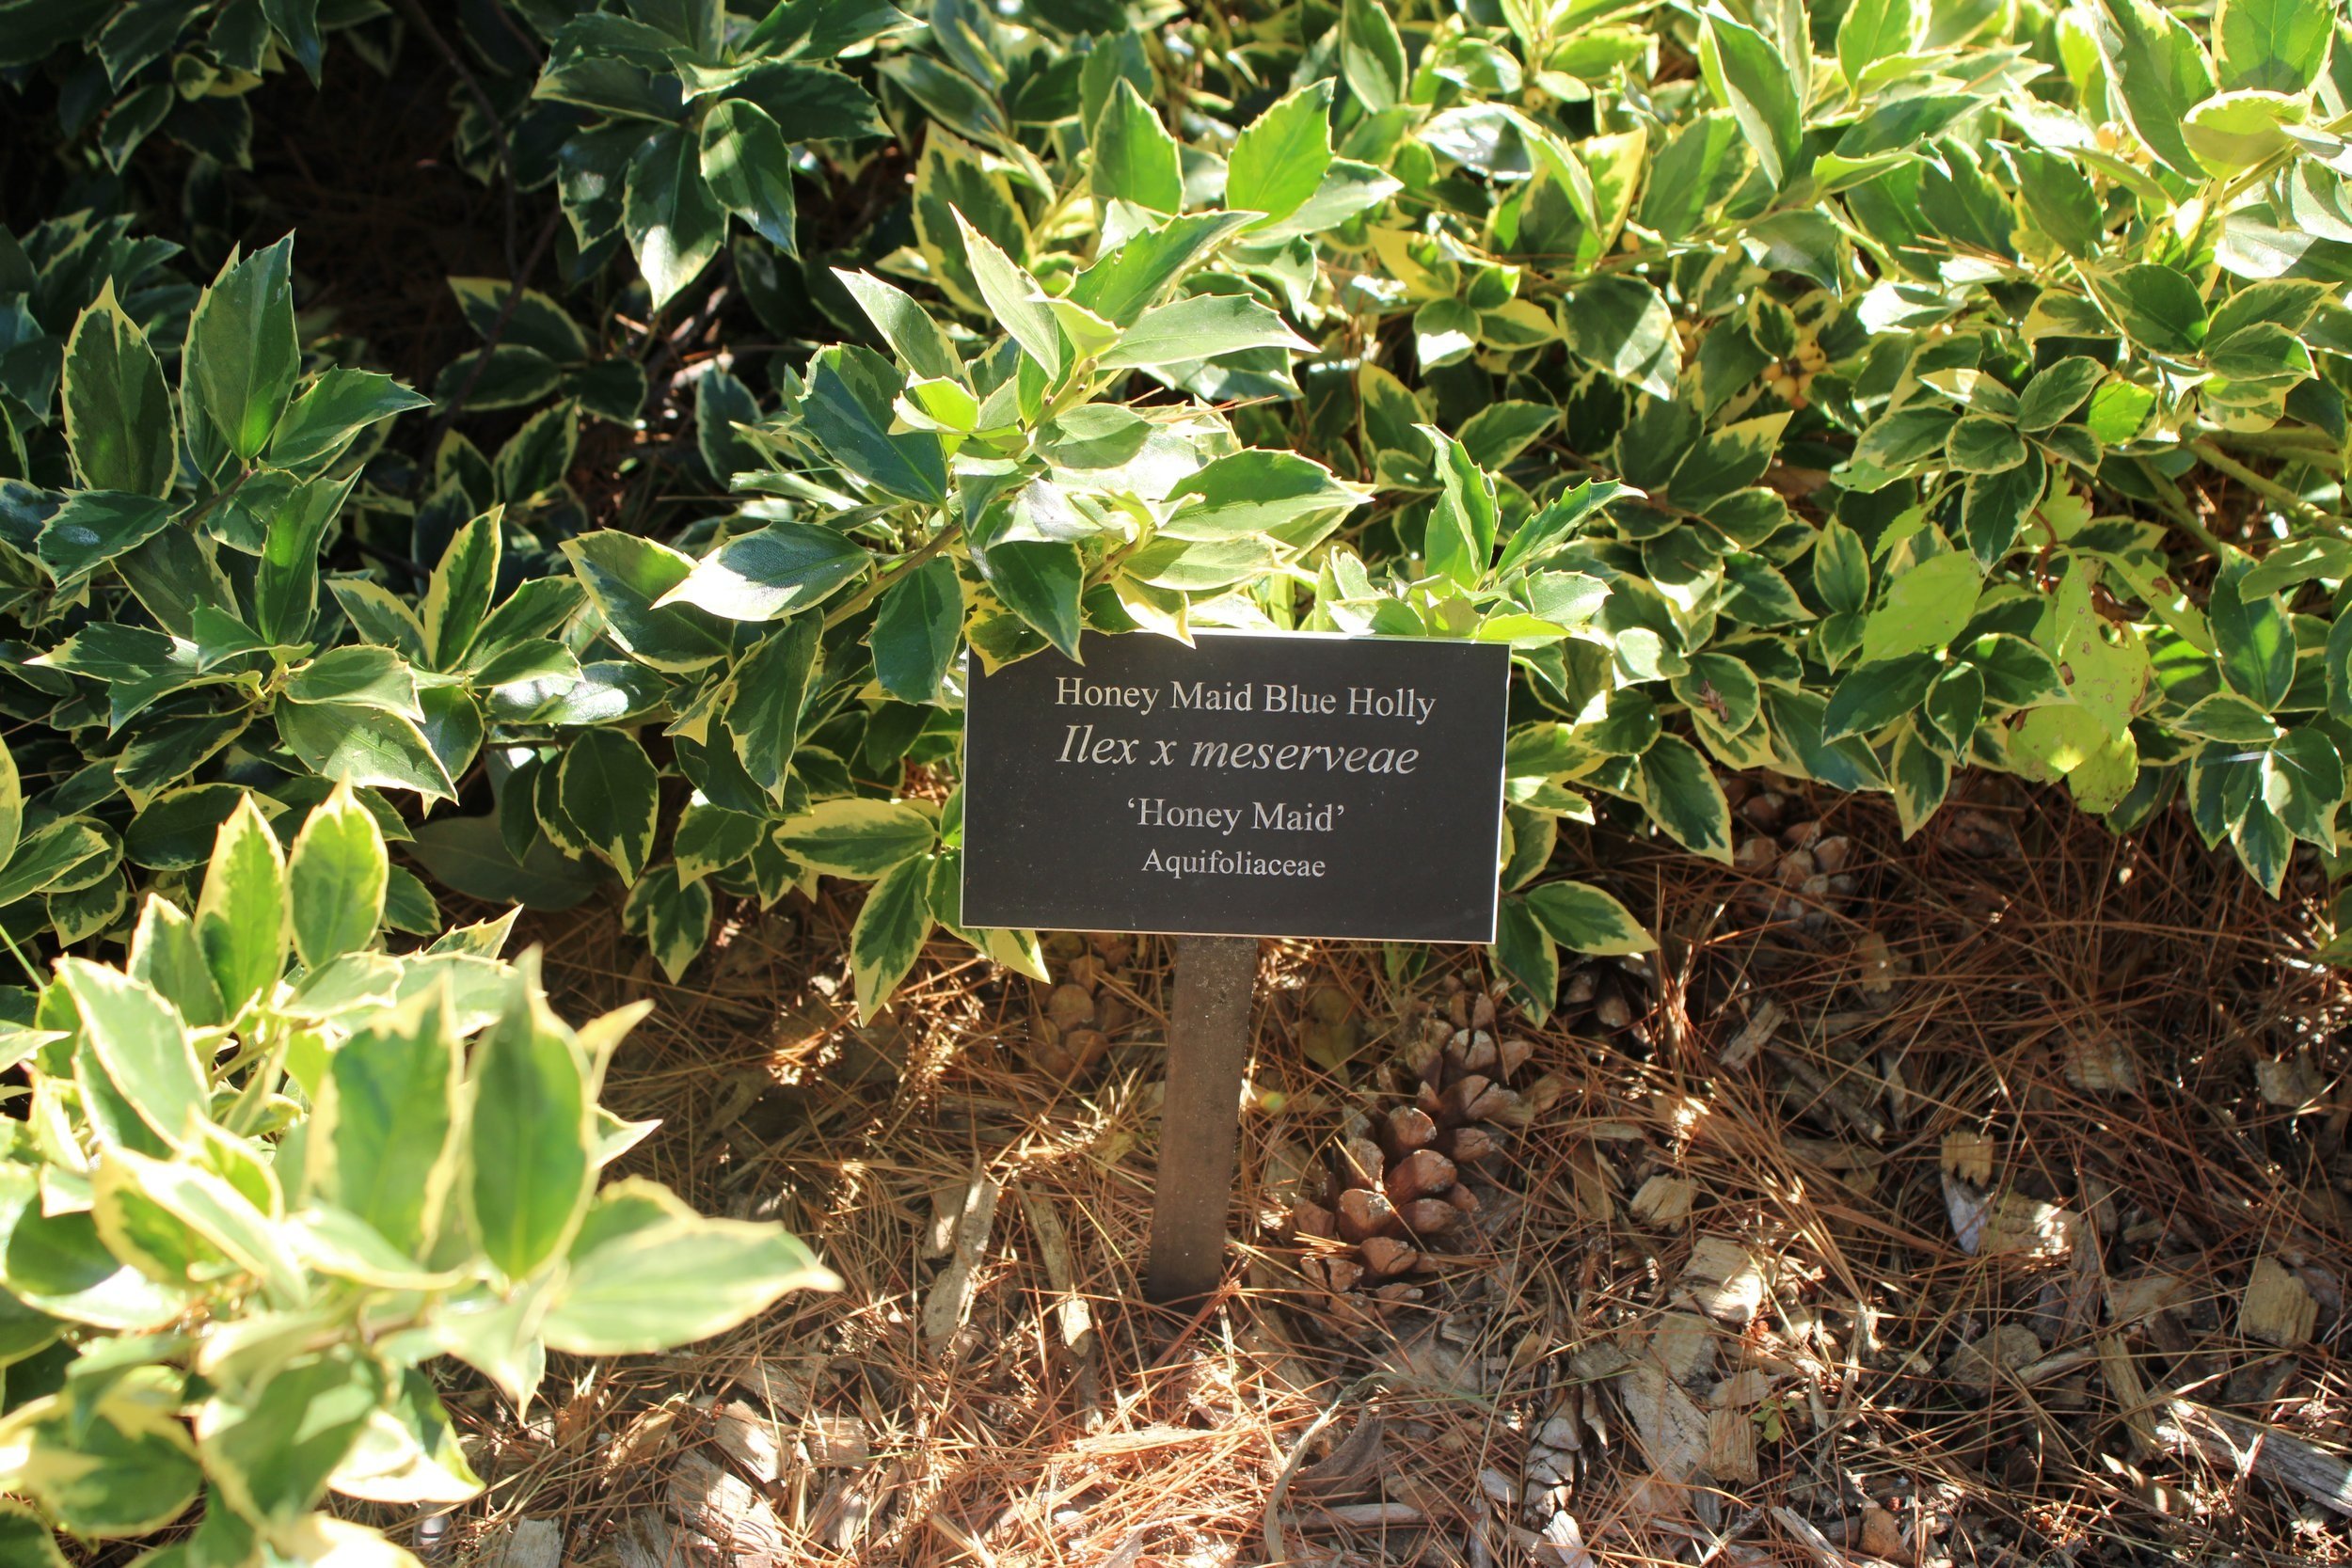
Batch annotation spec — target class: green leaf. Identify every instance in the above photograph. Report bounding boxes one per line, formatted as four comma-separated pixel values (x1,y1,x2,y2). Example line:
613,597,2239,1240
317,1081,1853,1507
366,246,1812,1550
1424,428,1501,588
1837,0,1918,87
0,1392,201,1537
778,798,936,878
62,282,175,498
1098,292,1311,370
981,540,1085,656
263,0,325,80
2211,555,2296,709
800,344,950,502
188,236,300,463
267,369,429,474
1667,413,1787,513
421,511,501,671
493,402,578,503
1852,407,1956,473
406,816,603,911
1889,723,1949,836
1414,298,1479,370
1635,733,1733,862
2329,610,2352,724
1490,896,1558,1021
2214,0,2334,93
194,796,288,1018
1523,880,1655,956
2017,356,2106,431
2095,0,2217,181
2099,263,2209,354
1252,158,1400,244
1700,5,1804,187
1821,654,1942,740
446,277,590,360
317,990,459,1255
559,729,660,882
725,615,821,797
955,212,1065,379
1812,519,1870,615
625,126,726,309
276,700,457,801
1162,450,1367,541
197,1352,382,1529
289,783,388,971
850,853,934,1020
2233,795,2291,894
1946,415,2027,474
55,958,207,1148
34,491,175,582
833,269,961,382
1341,0,1407,109
1458,402,1559,470
1638,113,1743,243
2265,725,2344,843
1091,78,1184,214
1858,549,1980,662
658,521,870,621
674,802,766,883
0,1501,70,1568
1963,454,2046,567
1229,80,1334,227
695,366,761,483
562,531,735,671
2084,380,2154,442
287,645,423,720
0,739,17,873
878,51,1007,140
2207,319,2312,382
468,964,594,1281
132,1133,301,1292
871,554,962,703
740,0,910,59
542,1181,836,1354
254,476,352,646
0,820,115,908
2011,149,2106,260
725,60,886,141
1559,276,1678,401
699,99,799,253
623,865,713,983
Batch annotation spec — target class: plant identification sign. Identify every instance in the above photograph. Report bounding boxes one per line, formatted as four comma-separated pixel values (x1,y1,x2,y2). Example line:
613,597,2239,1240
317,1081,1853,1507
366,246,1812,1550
961,631,1510,942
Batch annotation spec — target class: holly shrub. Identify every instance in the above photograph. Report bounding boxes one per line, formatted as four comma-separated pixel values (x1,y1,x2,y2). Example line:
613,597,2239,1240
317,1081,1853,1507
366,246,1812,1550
0,779,832,1563
6,0,2352,1550
5,0,2352,1010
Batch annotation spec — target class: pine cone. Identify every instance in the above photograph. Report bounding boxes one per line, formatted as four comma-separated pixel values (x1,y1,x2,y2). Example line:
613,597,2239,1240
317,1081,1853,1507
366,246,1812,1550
1286,975,1562,1317
1721,776,1861,933
1026,932,1136,1078
1550,952,1658,1046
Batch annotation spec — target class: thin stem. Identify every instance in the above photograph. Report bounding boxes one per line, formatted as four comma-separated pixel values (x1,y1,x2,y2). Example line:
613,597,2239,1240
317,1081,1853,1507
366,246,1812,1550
821,519,963,631
2190,439,2352,540
180,466,254,533
386,0,519,273
2211,428,2347,471
0,923,42,986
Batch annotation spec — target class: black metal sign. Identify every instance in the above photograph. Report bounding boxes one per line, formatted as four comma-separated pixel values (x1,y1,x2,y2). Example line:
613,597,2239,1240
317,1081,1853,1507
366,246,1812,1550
961,631,1510,942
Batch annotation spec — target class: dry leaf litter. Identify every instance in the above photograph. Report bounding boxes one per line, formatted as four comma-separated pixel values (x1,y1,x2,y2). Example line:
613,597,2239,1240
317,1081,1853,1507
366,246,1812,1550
378,774,2351,1568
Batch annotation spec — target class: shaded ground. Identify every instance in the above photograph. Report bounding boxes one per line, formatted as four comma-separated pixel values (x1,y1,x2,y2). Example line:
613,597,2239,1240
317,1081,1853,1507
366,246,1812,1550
419,771,2352,1568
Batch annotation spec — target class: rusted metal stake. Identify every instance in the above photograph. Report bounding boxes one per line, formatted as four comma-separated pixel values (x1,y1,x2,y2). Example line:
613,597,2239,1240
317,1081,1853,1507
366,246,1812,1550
1143,934,1260,1307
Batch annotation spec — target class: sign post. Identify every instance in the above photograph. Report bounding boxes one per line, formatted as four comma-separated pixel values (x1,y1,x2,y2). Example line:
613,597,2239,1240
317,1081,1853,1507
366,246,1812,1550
1142,934,1260,1307
962,630,1510,1306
